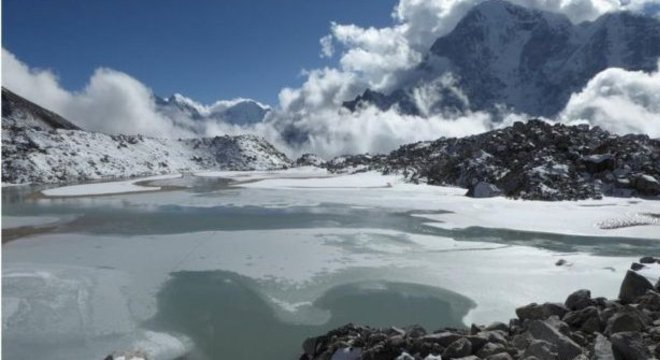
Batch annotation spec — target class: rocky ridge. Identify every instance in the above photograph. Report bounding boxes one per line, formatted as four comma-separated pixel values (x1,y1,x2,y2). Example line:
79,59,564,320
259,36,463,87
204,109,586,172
299,259,660,360
310,120,660,201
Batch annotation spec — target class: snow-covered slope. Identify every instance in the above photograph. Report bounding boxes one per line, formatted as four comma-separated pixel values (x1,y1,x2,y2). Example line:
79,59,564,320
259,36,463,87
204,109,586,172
2,90,291,185
344,0,660,117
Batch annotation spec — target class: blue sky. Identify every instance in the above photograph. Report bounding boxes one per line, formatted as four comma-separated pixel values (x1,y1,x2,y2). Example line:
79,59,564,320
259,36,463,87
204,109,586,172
3,0,396,104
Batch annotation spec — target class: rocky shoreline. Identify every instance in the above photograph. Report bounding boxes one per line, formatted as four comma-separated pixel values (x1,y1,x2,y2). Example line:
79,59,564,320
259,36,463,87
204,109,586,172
299,258,660,360
301,120,660,201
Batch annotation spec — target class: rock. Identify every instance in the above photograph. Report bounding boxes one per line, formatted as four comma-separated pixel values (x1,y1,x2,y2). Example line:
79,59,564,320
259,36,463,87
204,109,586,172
527,320,584,360
485,322,509,332
390,334,405,347
639,256,657,264
424,332,463,347
555,259,567,266
512,333,533,350
565,289,593,310
465,335,489,351
583,154,614,173
453,357,481,360
593,333,615,360
563,306,602,333
471,323,483,335
630,262,645,271
442,338,473,359
605,311,644,334
618,270,654,304
610,332,652,360
466,182,502,198
476,342,506,358
295,153,325,167
637,290,660,312
632,174,660,196
522,340,558,360
516,302,568,321
485,353,513,360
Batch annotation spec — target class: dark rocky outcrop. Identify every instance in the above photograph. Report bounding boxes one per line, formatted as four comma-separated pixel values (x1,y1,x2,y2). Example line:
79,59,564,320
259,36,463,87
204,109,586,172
299,264,659,360
318,120,660,201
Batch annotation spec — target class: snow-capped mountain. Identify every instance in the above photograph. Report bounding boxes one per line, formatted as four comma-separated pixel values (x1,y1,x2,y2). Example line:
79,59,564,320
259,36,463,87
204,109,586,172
155,93,270,130
2,88,290,184
344,0,660,117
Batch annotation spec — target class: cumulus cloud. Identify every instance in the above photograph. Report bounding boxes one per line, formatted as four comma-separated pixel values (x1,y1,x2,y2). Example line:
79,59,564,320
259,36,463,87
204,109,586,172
560,63,660,138
319,35,334,58
2,48,188,138
269,0,659,157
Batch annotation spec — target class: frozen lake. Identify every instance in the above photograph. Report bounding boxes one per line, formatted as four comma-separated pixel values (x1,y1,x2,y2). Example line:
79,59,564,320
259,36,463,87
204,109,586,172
2,171,659,359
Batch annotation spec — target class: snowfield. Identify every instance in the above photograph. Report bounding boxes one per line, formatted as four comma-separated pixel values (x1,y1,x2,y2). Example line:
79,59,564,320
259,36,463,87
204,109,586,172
2,127,291,185
227,170,660,239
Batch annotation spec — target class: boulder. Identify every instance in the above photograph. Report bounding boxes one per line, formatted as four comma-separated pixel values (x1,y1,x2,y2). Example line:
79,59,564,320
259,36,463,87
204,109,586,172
610,332,652,360
485,353,514,360
522,339,558,360
527,320,583,360
563,306,602,333
476,342,507,358
605,311,644,334
565,289,593,310
466,182,502,198
485,322,509,332
442,338,473,359
632,174,660,196
582,154,614,173
618,270,654,304
639,256,657,264
516,302,568,321
630,263,645,271
423,332,463,347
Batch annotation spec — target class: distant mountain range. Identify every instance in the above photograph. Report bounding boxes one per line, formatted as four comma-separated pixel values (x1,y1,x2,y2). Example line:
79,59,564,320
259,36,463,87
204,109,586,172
344,0,660,117
155,93,270,133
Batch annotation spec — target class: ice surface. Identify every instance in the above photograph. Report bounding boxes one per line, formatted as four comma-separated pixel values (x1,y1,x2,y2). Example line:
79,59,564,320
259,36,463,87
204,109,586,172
41,174,181,197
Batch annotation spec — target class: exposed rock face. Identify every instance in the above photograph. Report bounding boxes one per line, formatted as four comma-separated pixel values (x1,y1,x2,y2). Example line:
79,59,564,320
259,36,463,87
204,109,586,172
466,182,502,198
296,153,325,167
2,88,292,184
299,264,659,360
2,87,80,130
342,0,660,118
320,120,660,201
619,270,655,304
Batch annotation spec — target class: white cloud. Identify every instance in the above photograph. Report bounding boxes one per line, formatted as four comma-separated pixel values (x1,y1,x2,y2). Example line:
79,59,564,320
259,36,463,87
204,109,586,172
2,48,187,138
560,63,660,138
319,35,334,58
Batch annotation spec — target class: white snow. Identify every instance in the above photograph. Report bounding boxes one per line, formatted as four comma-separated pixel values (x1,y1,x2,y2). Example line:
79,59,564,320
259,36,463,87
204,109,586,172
239,171,399,189
3,126,291,185
41,174,181,197
231,171,660,239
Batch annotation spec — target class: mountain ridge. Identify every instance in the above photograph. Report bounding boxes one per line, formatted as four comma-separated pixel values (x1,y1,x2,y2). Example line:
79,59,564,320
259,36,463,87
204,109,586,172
343,0,660,117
